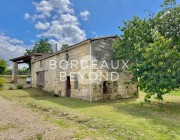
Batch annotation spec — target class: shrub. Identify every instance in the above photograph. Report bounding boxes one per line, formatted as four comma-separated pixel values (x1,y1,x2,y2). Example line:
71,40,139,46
16,83,23,89
0,78,5,83
8,86,13,90
0,78,4,90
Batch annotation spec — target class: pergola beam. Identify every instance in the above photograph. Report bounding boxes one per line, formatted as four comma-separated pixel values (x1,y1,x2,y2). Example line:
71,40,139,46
10,53,46,84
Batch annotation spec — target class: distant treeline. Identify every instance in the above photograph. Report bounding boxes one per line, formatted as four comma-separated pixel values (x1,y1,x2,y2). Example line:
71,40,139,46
2,68,30,75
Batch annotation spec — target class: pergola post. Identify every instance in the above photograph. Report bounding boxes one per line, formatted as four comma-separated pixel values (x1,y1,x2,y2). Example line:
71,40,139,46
12,62,18,83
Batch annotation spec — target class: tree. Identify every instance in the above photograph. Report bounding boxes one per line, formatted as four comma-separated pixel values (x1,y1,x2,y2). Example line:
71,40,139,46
155,1,180,47
25,38,53,55
61,44,70,50
25,38,53,71
0,59,7,75
113,0,180,100
136,31,179,101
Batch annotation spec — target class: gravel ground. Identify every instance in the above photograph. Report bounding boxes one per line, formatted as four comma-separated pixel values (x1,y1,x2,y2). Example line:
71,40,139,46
0,97,74,140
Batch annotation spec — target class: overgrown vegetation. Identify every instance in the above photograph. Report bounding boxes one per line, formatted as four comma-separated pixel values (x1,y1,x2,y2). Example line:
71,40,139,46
0,59,7,75
25,38,53,55
2,67,30,75
0,88,179,140
0,78,5,90
61,44,70,50
16,83,23,89
113,0,180,100
25,38,53,71
8,86,13,90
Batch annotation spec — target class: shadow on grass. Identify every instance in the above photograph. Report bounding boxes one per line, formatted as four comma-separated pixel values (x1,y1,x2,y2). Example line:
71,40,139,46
112,99,180,138
22,88,180,113
22,88,180,137
22,88,139,109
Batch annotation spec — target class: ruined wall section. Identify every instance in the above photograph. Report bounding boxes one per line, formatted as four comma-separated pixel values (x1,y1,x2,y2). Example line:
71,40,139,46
91,37,138,100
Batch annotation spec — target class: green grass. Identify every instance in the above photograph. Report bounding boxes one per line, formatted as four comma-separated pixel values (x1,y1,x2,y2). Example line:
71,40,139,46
169,89,180,96
0,88,180,140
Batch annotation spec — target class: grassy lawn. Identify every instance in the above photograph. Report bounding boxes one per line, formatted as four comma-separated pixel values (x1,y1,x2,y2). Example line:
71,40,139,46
0,88,179,140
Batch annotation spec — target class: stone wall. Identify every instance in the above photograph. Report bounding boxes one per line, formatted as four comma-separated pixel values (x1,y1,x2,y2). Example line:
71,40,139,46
91,37,138,101
0,75,27,84
31,37,138,101
31,41,92,101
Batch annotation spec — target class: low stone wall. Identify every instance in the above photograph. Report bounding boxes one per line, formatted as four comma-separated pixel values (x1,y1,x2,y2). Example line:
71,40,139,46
0,75,27,84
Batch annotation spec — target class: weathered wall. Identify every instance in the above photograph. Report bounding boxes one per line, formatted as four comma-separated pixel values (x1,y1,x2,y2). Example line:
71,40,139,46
91,37,138,101
31,37,138,101
54,42,91,100
0,75,27,84
31,41,92,101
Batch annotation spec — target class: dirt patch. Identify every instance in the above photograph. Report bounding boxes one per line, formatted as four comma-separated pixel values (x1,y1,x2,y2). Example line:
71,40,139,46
0,97,74,140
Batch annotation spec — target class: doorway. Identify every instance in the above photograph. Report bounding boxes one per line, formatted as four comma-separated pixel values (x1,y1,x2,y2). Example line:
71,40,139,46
103,81,111,94
37,71,44,88
66,76,71,97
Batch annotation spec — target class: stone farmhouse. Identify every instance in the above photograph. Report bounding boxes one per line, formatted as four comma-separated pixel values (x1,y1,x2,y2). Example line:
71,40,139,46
10,36,138,101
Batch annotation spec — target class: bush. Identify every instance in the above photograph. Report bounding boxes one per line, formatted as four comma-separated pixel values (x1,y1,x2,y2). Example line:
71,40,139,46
0,59,7,75
0,78,4,90
0,78,5,83
8,86,13,90
16,83,23,89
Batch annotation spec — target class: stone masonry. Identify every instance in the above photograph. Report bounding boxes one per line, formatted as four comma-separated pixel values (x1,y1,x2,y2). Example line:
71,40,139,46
31,36,138,101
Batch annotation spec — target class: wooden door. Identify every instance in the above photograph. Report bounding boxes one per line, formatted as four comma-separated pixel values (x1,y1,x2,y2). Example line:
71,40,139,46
37,71,44,88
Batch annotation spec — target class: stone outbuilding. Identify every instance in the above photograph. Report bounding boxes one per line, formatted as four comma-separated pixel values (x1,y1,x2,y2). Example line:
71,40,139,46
10,36,138,101
30,36,138,101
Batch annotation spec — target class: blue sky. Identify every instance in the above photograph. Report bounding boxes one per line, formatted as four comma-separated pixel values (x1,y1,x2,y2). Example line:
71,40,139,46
0,0,179,64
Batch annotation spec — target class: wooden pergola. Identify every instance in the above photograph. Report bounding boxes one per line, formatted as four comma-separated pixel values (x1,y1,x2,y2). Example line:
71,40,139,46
10,53,45,83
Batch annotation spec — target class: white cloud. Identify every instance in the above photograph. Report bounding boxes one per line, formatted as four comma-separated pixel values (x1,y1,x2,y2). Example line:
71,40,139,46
48,39,61,51
25,0,86,47
0,34,26,65
80,10,90,21
60,14,79,25
24,13,30,19
35,21,50,30
31,14,46,21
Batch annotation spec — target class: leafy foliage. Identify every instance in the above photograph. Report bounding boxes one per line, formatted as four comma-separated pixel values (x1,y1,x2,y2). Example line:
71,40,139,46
16,83,23,89
2,68,30,75
0,59,7,75
61,44,70,50
113,0,180,100
25,38,53,55
156,1,180,47
137,31,179,99
0,78,5,89
25,38,53,71
8,86,13,90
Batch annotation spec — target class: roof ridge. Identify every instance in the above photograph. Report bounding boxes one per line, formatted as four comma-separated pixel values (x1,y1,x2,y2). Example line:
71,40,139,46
89,35,118,41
